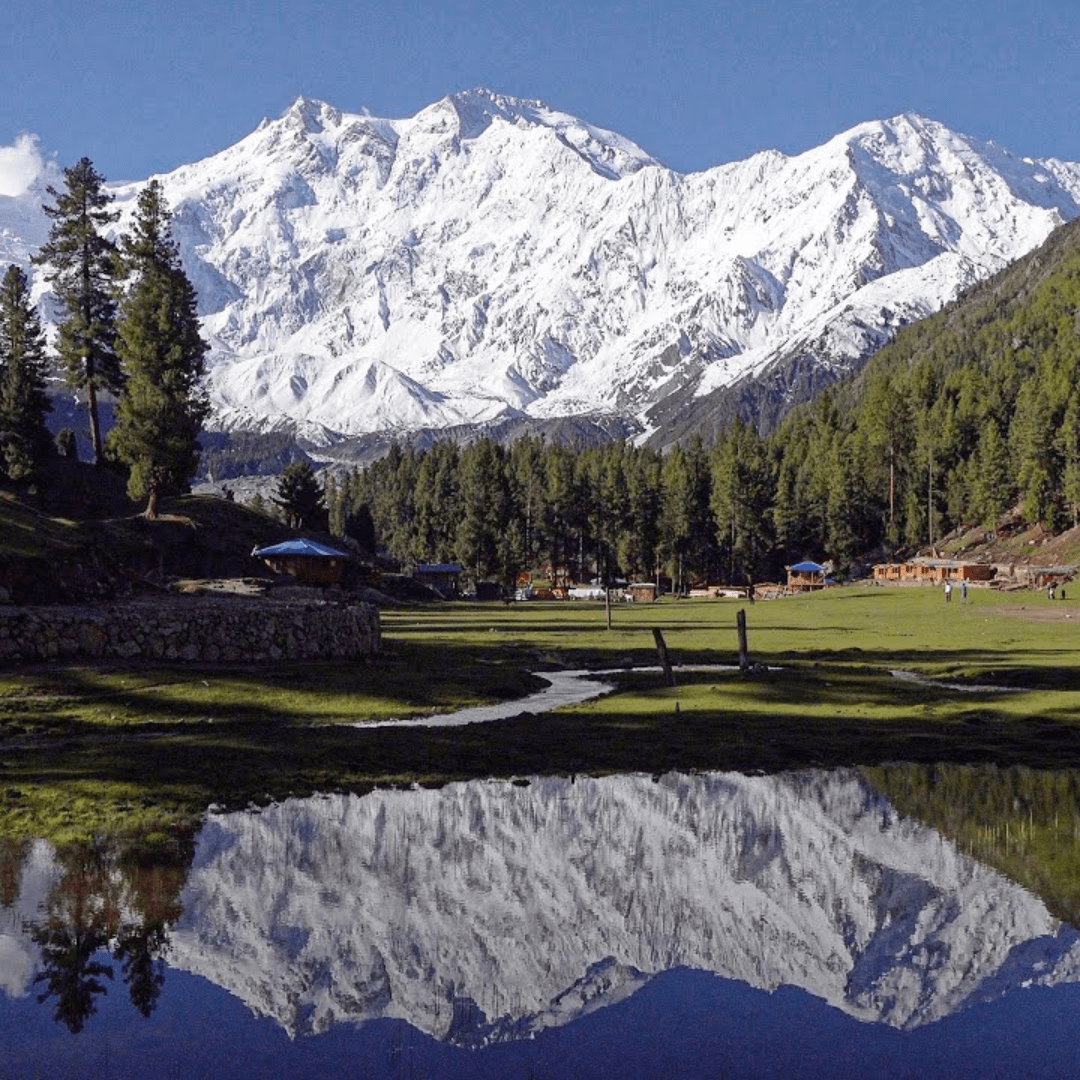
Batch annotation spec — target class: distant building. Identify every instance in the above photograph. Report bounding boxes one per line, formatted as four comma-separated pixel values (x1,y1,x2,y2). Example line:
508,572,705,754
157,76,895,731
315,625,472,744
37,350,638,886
475,580,504,602
252,538,350,584
627,582,658,602
414,563,464,598
787,561,829,592
568,585,606,600
872,560,996,585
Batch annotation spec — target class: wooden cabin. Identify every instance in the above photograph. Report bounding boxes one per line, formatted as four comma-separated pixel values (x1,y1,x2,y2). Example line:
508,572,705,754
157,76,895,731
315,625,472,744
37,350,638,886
627,582,659,602
787,561,828,592
252,538,350,584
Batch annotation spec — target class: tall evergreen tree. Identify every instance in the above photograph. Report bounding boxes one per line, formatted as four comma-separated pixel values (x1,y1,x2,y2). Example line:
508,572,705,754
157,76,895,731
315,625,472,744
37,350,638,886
273,460,326,530
108,181,209,517
0,264,52,481
455,439,509,578
1011,381,1060,529
33,158,121,464
1060,393,1080,528
973,419,1012,533
710,419,774,584
660,439,714,593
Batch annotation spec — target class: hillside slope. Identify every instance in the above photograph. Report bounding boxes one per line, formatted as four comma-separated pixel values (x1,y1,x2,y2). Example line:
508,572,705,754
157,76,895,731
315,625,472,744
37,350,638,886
0,464,292,602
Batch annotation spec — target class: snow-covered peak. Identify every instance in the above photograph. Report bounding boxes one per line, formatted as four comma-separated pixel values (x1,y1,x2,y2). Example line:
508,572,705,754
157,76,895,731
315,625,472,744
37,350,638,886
7,95,1080,450
280,95,344,135
442,87,662,176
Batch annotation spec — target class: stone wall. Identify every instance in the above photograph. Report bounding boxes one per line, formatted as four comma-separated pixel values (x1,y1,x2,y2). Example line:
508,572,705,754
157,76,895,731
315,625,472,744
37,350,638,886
0,597,380,663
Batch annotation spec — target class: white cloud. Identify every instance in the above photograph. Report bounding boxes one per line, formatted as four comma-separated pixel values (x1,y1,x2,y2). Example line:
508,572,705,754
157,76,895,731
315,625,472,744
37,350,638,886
0,133,45,197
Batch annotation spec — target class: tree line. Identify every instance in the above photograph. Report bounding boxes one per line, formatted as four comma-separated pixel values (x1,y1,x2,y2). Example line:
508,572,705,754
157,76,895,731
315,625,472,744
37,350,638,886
321,222,1080,586
0,158,207,515
321,432,783,589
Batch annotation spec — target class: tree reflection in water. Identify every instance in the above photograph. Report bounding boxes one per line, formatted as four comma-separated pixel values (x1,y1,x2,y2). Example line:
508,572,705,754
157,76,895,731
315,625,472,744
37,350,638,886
30,919,113,1034
18,828,196,1033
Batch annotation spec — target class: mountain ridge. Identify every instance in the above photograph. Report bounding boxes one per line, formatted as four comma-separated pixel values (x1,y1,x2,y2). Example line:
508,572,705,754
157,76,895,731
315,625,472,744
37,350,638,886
5,93,1080,464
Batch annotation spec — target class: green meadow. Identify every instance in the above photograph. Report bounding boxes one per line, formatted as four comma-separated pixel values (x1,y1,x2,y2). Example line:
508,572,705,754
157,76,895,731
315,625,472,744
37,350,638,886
3,584,1080,843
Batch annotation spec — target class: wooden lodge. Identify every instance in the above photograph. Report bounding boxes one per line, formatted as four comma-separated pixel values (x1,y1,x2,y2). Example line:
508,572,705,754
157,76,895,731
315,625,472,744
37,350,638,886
873,559,996,585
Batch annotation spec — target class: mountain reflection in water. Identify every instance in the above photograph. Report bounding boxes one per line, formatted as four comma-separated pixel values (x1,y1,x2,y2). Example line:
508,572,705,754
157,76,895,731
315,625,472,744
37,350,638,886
4,768,1080,1078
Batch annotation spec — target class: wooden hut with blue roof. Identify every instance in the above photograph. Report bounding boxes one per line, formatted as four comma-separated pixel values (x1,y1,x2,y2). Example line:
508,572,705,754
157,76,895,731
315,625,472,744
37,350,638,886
252,538,350,584
787,560,828,592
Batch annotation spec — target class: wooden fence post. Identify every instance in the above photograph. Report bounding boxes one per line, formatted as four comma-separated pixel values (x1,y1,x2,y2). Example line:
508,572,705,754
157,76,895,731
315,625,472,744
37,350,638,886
737,608,750,671
653,628,676,687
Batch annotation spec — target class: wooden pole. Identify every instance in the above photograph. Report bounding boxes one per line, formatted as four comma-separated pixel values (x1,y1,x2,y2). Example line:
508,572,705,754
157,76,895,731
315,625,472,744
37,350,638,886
737,608,750,671
653,628,675,687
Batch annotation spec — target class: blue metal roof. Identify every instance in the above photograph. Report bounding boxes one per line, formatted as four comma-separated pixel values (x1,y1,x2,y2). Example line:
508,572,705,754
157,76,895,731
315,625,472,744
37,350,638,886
416,563,464,574
252,539,350,559
789,560,827,574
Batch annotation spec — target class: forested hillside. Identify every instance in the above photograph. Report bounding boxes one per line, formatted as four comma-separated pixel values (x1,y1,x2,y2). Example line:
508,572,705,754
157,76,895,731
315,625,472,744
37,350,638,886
826,211,1080,546
327,216,1080,590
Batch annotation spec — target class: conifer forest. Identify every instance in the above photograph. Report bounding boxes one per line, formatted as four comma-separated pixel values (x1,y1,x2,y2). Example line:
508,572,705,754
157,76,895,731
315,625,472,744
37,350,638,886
327,220,1080,587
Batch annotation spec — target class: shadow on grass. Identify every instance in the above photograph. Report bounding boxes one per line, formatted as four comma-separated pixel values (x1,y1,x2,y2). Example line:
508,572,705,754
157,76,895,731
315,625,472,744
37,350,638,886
7,617,1080,835
9,676,1080,830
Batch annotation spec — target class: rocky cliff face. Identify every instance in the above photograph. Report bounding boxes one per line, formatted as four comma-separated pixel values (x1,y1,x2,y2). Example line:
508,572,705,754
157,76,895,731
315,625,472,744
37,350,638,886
6,92,1080,455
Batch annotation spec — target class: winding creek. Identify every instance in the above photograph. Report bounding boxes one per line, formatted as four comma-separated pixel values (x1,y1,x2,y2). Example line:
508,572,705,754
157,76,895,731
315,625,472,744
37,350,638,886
359,668,619,728
362,664,1017,730
359,665,747,729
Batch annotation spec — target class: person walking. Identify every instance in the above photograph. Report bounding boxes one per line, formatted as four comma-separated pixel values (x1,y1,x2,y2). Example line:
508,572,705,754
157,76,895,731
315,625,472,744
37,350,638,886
944,581,952,603
961,580,968,603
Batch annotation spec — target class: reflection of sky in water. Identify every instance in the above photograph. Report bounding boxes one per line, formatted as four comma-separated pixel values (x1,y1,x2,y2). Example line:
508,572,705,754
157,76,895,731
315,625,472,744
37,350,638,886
3,770,1080,1078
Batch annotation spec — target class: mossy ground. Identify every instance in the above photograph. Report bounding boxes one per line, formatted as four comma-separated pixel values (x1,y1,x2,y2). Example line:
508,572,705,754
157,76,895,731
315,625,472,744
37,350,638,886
4,584,1080,842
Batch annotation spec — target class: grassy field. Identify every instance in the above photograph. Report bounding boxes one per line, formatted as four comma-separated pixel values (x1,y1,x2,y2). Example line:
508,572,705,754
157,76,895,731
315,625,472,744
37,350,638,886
4,584,1080,842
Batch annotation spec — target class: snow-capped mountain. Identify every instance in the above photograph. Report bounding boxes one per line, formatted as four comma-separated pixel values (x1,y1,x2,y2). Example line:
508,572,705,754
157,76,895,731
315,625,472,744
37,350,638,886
6,90,1080,451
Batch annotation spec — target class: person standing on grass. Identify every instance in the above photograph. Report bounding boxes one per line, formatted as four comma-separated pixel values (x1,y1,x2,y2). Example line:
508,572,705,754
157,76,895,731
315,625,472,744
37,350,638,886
961,580,968,603
945,581,952,603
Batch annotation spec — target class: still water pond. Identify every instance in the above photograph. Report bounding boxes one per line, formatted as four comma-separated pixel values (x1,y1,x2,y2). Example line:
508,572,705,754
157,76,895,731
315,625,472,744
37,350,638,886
4,768,1080,1078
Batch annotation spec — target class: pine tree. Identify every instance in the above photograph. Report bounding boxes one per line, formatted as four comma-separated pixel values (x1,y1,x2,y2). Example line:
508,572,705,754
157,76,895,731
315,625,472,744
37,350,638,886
660,439,714,593
0,265,53,482
1011,381,1060,529
973,419,1011,534
33,158,121,464
1061,393,1080,528
710,419,774,584
455,439,509,579
108,180,209,517
273,460,326,529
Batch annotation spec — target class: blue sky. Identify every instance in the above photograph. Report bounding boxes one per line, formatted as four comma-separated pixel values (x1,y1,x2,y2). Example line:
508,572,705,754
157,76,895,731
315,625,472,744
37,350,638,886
1,0,1078,187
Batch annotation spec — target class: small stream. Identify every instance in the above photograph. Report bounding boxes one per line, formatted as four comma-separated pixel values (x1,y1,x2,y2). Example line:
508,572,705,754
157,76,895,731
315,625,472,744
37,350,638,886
359,665,740,729
360,664,1020,732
